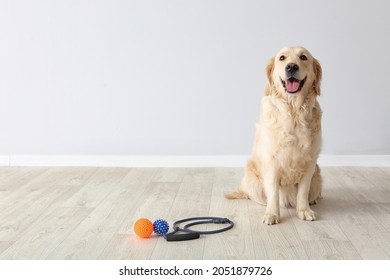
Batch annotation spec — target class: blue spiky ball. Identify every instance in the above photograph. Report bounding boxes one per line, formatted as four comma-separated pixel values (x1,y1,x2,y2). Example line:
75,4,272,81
153,219,169,236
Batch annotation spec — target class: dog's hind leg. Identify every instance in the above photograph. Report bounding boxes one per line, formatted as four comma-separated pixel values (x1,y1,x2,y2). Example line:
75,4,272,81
224,158,266,205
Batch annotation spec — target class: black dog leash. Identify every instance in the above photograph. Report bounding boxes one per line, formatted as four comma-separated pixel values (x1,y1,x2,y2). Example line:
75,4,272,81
164,217,234,242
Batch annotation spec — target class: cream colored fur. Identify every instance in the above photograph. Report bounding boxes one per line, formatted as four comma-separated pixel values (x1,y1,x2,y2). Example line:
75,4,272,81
225,46,323,225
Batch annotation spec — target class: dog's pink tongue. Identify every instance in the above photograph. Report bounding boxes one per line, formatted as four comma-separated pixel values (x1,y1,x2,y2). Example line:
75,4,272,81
286,80,300,92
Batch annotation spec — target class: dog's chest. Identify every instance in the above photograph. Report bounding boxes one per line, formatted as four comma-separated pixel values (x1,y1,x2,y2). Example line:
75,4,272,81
264,102,313,152
261,100,315,185
277,119,312,186
279,114,311,151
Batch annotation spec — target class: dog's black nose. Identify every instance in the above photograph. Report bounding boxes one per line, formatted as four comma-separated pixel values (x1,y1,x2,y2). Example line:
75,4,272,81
286,63,299,74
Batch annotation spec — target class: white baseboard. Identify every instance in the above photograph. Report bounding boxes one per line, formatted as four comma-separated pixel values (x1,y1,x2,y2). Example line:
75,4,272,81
0,156,10,166
0,154,389,167
6,155,248,168
318,154,390,167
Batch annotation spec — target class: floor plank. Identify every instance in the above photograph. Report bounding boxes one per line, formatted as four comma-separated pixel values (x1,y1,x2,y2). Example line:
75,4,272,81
1,206,93,259
0,168,97,242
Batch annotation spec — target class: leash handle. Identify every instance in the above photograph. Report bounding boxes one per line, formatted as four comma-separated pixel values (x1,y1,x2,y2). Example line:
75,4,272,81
165,231,200,242
164,216,233,241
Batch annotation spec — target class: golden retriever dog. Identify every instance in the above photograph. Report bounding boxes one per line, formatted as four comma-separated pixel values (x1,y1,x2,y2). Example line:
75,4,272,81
226,46,323,225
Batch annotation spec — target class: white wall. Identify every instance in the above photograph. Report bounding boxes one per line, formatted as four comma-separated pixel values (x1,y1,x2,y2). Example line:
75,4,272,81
1,0,389,158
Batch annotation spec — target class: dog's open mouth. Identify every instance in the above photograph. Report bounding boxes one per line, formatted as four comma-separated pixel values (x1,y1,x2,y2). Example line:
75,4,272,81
281,77,306,94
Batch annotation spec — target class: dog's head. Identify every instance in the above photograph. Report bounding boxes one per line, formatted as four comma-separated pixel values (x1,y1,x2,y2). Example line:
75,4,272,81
265,46,322,97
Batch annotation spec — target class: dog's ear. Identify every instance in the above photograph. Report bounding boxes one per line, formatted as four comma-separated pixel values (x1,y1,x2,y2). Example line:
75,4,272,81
265,57,275,96
313,58,322,96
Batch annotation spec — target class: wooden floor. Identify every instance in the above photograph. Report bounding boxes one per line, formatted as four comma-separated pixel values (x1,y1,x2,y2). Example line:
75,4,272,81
0,166,389,260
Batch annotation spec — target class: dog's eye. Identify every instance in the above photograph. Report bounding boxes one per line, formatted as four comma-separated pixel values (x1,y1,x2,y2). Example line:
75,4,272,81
300,55,308,61
279,55,285,61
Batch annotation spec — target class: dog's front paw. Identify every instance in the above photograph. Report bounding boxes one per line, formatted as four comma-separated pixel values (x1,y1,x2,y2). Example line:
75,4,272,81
263,213,280,225
297,209,316,221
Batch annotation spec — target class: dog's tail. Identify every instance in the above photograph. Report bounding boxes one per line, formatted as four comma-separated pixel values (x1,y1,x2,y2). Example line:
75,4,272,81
224,189,249,200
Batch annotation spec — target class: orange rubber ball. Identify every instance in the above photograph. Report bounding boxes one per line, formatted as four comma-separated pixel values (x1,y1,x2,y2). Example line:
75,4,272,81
134,218,154,238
